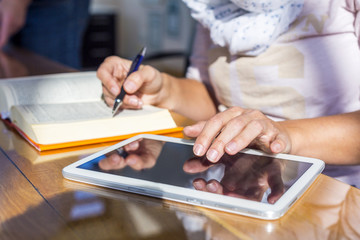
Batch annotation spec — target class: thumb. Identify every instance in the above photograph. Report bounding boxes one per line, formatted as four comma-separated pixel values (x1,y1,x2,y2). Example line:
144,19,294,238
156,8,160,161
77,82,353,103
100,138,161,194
270,137,291,154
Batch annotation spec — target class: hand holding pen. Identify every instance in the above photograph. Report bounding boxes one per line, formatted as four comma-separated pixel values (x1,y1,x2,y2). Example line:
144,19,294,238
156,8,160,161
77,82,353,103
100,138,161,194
97,47,170,116
112,47,147,117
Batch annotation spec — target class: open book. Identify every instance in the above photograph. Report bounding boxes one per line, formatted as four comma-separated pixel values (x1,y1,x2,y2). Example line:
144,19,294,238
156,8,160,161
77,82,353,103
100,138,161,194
0,71,182,151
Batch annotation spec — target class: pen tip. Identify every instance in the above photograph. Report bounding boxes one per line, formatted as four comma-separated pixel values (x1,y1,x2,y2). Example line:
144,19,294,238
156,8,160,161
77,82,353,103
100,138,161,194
141,47,147,56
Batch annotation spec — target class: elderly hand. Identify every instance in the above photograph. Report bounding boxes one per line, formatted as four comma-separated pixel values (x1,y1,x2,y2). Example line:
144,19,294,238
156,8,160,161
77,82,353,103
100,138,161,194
184,107,292,163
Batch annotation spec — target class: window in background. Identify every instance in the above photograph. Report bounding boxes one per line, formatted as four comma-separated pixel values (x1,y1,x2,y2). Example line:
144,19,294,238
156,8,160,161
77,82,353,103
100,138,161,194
83,0,195,76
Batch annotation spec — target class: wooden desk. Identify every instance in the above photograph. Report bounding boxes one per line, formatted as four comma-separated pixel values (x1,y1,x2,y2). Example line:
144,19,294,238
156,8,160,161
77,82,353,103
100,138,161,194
1,47,360,239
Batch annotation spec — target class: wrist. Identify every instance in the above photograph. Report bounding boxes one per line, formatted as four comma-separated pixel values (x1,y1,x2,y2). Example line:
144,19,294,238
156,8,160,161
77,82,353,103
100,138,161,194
279,120,301,155
155,72,176,111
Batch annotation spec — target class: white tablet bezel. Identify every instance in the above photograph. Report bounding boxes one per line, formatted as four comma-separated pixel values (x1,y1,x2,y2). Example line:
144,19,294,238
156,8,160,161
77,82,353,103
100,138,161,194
62,134,325,220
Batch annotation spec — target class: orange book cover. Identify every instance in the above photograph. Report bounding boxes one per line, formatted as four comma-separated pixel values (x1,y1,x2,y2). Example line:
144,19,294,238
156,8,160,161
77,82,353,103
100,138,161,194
3,117,183,151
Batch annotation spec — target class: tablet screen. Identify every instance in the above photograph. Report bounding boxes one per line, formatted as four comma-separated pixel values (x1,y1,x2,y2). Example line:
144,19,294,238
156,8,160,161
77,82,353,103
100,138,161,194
77,138,312,205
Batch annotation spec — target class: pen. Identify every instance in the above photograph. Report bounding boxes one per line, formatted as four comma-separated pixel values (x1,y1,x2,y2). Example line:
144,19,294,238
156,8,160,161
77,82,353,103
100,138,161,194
112,46,147,117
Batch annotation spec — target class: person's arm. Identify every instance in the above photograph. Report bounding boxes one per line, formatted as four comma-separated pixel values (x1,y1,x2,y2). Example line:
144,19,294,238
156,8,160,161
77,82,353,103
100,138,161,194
158,72,216,120
97,56,216,121
0,0,32,48
281,111,360,164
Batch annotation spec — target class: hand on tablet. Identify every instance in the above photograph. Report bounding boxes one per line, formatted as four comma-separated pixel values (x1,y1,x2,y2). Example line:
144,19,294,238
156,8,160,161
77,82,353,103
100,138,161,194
183,107,291,163
98,138,164,171
183,153,285,204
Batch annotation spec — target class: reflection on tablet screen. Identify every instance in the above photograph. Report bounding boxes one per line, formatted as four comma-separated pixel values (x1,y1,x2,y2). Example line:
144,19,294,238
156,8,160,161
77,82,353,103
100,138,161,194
77,138,312,204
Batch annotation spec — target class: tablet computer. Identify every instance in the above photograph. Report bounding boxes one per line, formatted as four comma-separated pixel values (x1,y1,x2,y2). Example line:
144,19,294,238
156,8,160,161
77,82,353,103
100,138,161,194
62,134,324,220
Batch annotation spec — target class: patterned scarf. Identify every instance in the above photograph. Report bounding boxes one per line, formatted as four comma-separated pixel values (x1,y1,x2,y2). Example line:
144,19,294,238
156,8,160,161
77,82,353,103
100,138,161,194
182,0,304,55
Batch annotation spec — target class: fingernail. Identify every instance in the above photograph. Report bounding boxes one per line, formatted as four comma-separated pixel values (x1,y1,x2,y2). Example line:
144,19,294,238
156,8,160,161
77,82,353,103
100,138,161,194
272,142,282,153
128,141,139,149
110,86,119,96
185,125,194,130
207,182,217,192
225,141,237,153
129,97,139,106
207,149,218,162
194,144,205,156
193,181,202,189
127,157,136,165
111,157,119,164
183,126,192,134
124,81,136,92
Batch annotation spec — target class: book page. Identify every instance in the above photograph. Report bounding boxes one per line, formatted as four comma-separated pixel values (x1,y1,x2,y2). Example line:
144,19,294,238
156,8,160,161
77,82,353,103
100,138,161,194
0,72,102,118
15,101,112,124
10,102,177,144
11,101,176,124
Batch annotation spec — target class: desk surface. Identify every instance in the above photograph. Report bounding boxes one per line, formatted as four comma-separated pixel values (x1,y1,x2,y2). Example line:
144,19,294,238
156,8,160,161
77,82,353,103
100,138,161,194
1,47,360,240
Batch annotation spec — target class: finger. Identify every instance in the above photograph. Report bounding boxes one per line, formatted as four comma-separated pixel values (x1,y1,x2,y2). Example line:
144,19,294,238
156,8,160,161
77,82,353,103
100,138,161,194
98,154,126,170
193,178,207,191
229,111,291,155
206,180,224,194
123,68,148,94
221,172,243,192
221,158,257,190
205,108,271,162
193,107,244,158
127,153,157,170
102,85,115,107
225,119,266,155
266,163,285,204
112,61,129,79
244,185,267,201
183,121,206,138
183,156,213,173
125,154,146,170
120,94,143,109
267,180,285,204
225,117,280,155
270,137,291,154
97,62,119,96
230,178,266,200
122,72,141,95
132,65,161,94
97,56,128,96
253,123,291,154
206,112,255,162
116,65,157,108
270,139,286,154
123,140,140,152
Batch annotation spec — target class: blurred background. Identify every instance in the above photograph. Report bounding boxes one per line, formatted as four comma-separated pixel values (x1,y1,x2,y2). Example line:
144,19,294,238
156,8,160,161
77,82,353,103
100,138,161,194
83,0,195,77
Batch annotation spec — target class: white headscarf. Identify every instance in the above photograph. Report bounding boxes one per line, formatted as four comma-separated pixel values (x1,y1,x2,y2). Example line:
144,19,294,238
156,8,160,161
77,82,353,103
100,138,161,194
182,0,304,55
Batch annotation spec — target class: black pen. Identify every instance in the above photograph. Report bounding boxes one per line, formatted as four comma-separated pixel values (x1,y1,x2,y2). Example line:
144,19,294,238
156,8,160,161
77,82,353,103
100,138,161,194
112,46,147,117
